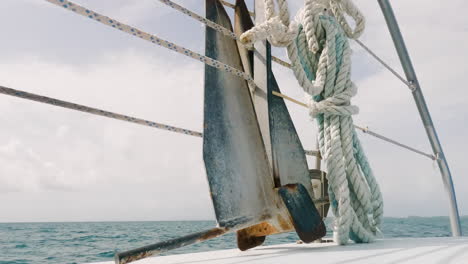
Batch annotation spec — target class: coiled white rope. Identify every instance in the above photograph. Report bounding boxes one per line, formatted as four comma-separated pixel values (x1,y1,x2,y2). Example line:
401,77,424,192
240,0,383,244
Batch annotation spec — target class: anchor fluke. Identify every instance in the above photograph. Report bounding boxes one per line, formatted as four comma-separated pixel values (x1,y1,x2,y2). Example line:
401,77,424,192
278,183,327,243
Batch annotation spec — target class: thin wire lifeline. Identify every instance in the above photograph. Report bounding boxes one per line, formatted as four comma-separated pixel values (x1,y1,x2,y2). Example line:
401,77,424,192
355,125,435,160
0,85,334,157
354,39,410,87
220,0,255,16
44,0,256,87
157,0,291,68
0,85,202,137
272,91,436,160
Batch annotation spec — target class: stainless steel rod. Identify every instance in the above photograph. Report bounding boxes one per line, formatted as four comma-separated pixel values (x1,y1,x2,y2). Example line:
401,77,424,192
315,140,321,170
377,0,462,236
354,39,410,87
355,125,435,160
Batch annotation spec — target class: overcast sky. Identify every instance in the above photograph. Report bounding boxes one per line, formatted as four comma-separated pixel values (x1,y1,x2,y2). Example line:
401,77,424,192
0,0,467,223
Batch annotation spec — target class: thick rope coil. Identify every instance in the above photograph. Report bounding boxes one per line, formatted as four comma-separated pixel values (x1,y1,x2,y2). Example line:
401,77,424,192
240,0,383,245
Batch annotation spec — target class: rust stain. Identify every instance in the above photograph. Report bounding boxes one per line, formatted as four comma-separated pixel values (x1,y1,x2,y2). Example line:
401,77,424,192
277,214,294,231
258,213,272,222
282,183,298,191
236,228,266,251
198,228,226,241
121,251,153,264
243,222,278,236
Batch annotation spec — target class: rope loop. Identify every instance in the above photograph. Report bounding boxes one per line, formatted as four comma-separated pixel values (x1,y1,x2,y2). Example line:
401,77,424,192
329,0,366,39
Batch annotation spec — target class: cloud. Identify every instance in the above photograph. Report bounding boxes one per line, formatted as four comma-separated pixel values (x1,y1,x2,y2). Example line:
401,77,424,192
0,49,213,221
0,0,467,223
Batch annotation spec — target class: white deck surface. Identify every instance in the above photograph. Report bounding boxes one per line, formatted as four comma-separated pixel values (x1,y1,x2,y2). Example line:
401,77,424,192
92,237,468,264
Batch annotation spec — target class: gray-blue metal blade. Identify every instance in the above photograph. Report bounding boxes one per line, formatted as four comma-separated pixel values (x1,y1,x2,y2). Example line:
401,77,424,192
235,0,313,196
234,0,254,78
234,0,325,241
266,21,325,242
269,75,312,193
203,0,275,227
278,184,326,243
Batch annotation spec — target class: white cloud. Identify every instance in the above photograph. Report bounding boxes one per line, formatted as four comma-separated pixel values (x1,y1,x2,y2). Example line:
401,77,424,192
0,0,467,223
0,50,212,222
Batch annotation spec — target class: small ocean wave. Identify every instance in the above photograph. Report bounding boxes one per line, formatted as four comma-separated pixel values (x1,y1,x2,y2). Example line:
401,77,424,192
14,244,28,249
0,260,30,264
38,228,55,233
72,235,99,242
97,251,115,258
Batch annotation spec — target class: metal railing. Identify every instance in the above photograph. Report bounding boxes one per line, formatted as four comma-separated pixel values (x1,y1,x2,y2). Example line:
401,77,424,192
377,0,461,236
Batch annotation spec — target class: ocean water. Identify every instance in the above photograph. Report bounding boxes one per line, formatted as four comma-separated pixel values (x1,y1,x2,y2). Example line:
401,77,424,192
1,217,467,264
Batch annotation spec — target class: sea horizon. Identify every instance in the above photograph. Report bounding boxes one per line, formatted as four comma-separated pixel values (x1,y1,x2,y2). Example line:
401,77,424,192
1,216,467,264
2,215,466,224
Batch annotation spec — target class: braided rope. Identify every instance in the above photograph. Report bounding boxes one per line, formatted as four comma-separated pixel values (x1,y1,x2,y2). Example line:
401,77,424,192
240,0,383,244
44,0,256,87
0,85,203,137
157,0,291,69
310,16,382,244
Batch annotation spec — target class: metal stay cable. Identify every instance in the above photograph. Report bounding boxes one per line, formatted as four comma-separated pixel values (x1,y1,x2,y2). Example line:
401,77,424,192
159,0,238,40
219,0,236,10
44,0,255,86
0,85,203,137
157,0,292,68
353,39,411,88
272,91,436,160
220,0,255,16
354,124,435,160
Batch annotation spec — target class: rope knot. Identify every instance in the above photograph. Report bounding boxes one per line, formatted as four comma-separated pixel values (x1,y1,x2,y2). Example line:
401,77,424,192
306,96,359,118
240,16,298,47
306,81,359,118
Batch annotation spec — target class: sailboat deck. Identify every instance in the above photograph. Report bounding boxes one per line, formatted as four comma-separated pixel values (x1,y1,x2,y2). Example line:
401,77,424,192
91,237,468,264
